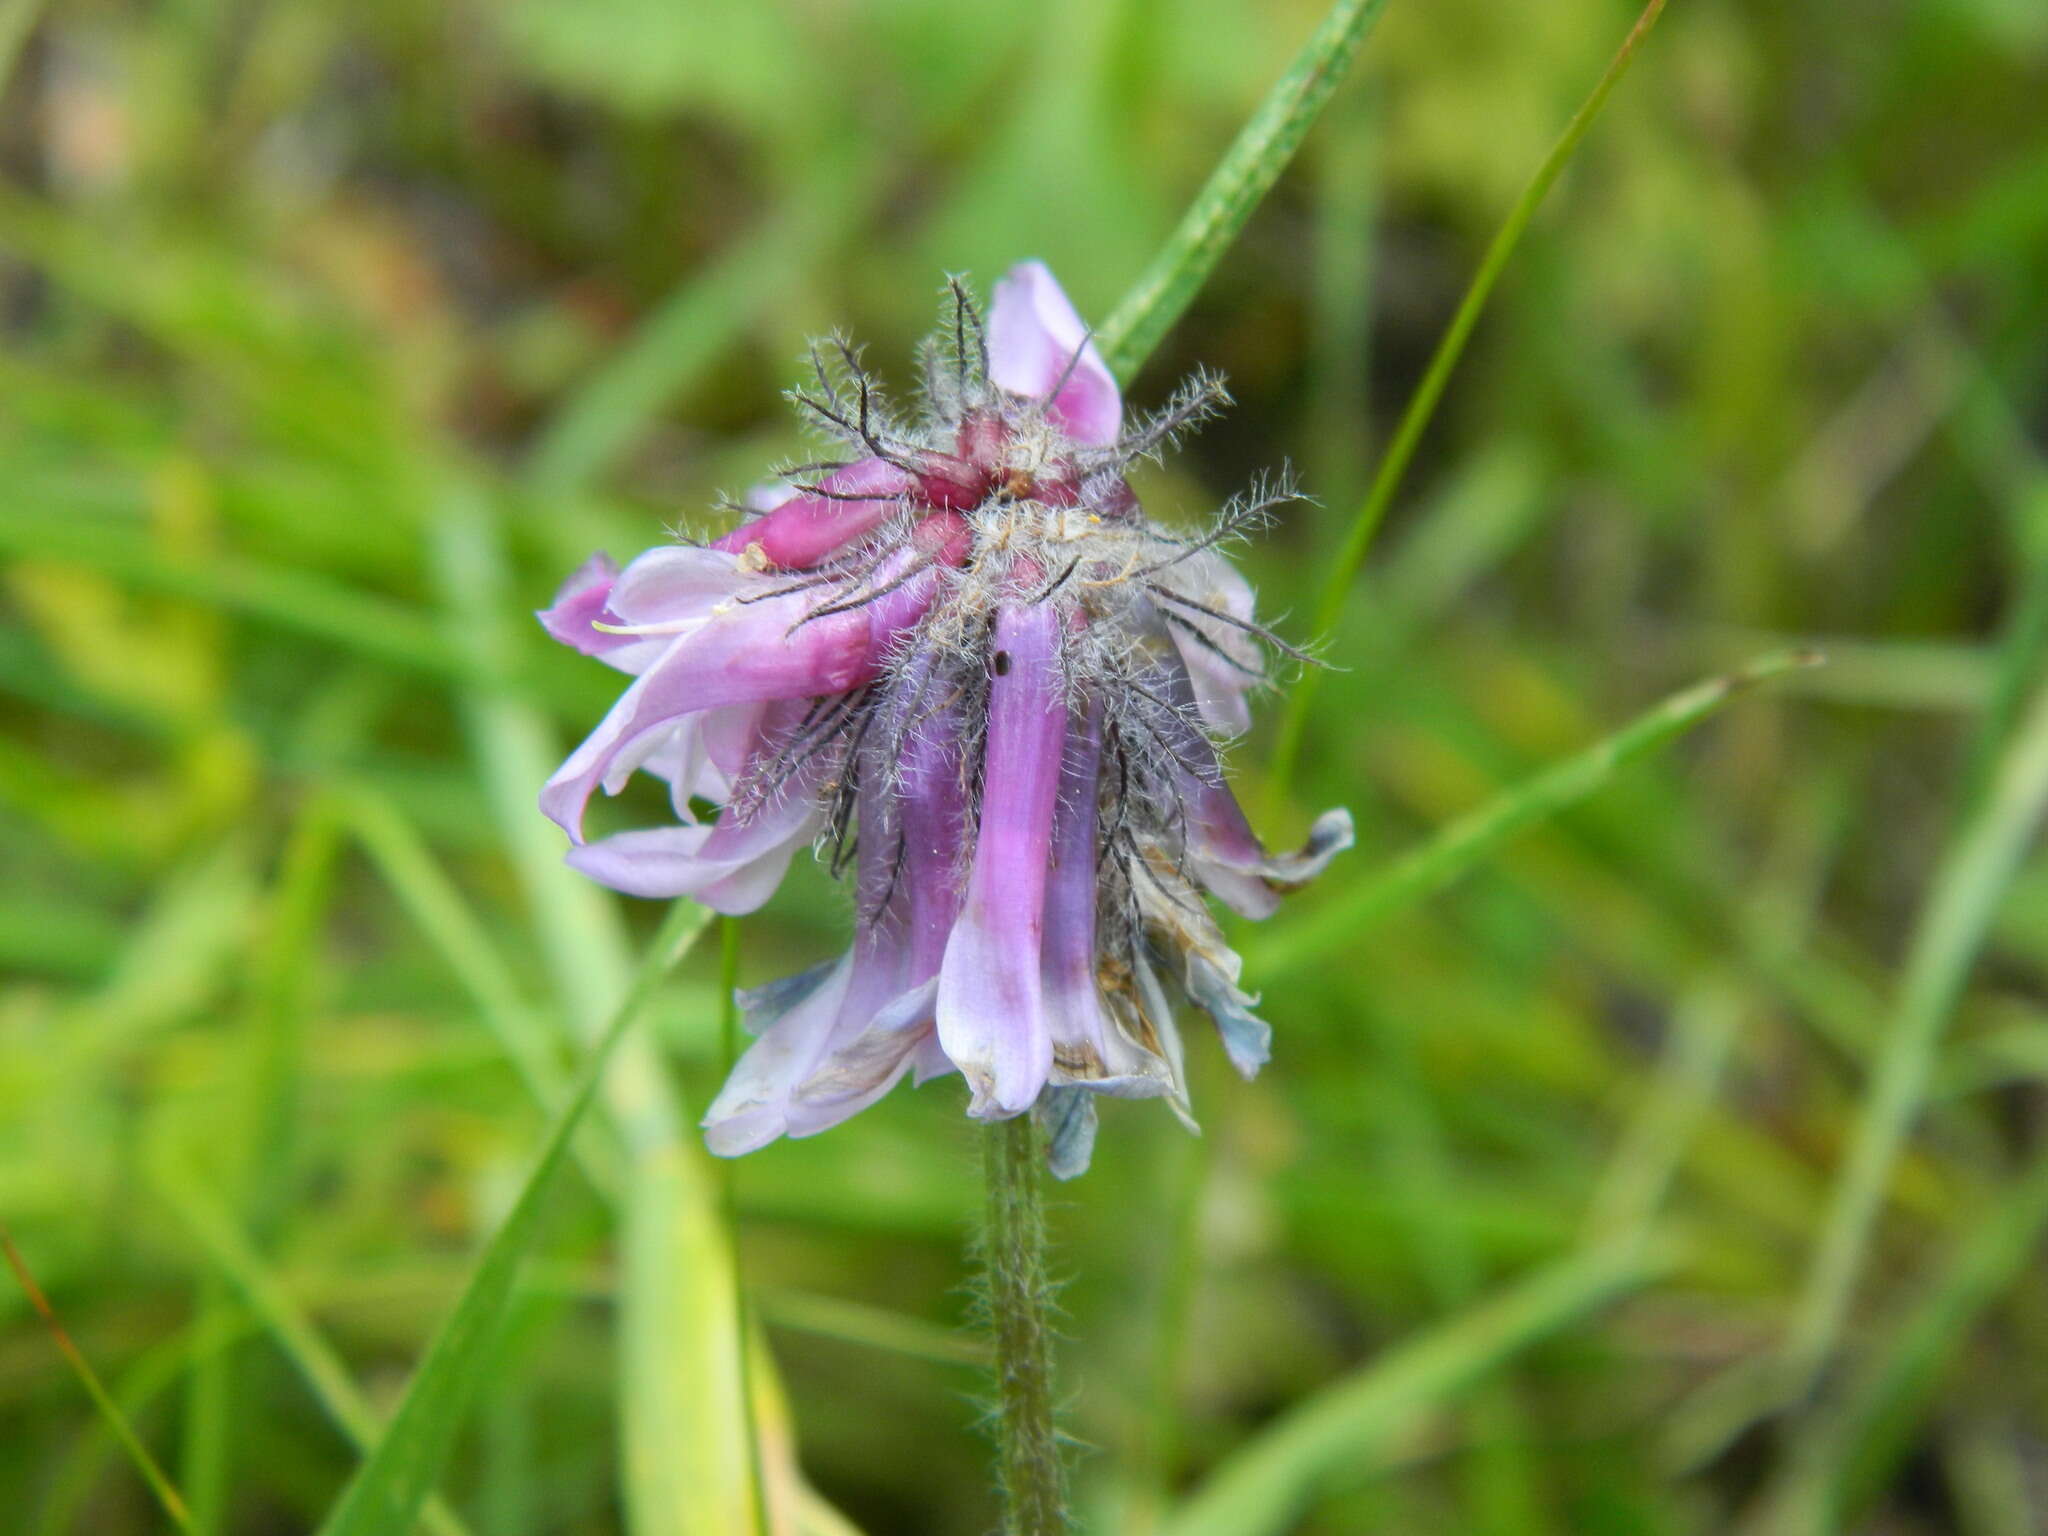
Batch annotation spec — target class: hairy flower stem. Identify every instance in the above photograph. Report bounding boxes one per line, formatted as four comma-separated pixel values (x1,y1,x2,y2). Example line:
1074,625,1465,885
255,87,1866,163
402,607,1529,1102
982,1114,1066,1534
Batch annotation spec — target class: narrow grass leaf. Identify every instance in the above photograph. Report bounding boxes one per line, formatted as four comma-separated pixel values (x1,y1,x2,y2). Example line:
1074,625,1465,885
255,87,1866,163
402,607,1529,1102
526,165,868,497
314,897,711,1536
336,783,622,1197
2,1226,195,1534
1269,0,1669,794
1161,1236,1669,1536
1781,676,2048,1392
1094,0,1391,384
1765,1149,2048,1533
151,1167,475,1536
1248,651,1817,981
0,508,465,686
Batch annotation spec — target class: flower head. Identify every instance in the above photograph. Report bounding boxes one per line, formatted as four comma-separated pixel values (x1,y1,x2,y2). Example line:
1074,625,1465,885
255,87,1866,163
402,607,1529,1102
540,262,1351,1175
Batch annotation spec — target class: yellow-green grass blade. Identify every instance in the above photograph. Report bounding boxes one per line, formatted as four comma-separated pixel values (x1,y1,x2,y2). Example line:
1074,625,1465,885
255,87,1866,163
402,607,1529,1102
182,791,345,1535
151,1166,475,1536
313,897,711,1536
1780,676,2048,1395
1247,651,1818,982
1759,1147,2048,1533
429,479,784,1534
1160,1235,1671,1536
1,1225,196,1535
336,782,623,1199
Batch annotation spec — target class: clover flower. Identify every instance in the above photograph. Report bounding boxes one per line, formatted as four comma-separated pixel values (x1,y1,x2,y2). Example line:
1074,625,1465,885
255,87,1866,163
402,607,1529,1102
539,262,1351,1175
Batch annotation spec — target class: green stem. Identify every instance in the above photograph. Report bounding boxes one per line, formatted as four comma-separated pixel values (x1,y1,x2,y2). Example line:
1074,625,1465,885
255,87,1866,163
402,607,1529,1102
983,1114,1065,1535
1095,0,1391,386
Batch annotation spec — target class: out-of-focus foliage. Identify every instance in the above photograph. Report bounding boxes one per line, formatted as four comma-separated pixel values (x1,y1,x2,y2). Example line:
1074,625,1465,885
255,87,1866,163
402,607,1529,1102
2,1,2046,1532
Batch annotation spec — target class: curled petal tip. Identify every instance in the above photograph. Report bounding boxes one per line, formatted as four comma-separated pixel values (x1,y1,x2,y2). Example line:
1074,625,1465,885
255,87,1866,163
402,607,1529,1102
988,261,1122,446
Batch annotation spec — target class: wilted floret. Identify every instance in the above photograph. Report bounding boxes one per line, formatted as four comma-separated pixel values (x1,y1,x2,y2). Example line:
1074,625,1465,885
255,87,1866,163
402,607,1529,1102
539,262,1351,1175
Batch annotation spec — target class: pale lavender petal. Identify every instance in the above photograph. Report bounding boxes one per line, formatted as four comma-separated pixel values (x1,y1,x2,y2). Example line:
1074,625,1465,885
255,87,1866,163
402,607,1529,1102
743,481,798,512
784,977,938,1139
1127,949,1198,1133
1042,702,1172,1097
911,1033,956,1086
1159,549,1263,736
987,261,1122,446
1041,1087,1098,1181
1131,636,1353,918
538,553,670,674
563,790,821,911
735,960,836,1031
1187,794,1356,921
711,456,911,569
936,603,1066,1117
606,544,749,626
703,767,930,1151
780,729,962,1130
704,955,857,1156
1185,950,1271,1079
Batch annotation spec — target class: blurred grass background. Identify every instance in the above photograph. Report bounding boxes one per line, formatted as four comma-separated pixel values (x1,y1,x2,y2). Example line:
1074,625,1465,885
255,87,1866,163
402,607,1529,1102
3,0,2047,1532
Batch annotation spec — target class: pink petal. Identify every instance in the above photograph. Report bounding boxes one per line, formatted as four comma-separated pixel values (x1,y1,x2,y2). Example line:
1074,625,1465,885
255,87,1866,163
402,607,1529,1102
711,457,911,569
987,261,1122,447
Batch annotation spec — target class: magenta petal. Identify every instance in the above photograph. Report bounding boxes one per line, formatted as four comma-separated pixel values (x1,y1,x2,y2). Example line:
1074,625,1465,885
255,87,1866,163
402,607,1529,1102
935,603,1067,1117
987,261,1122,446
711,457,911,569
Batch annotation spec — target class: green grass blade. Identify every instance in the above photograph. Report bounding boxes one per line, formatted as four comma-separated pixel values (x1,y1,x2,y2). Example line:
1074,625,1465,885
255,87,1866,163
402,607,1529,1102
1,1225,196,1535
182,792,344,1534
1764,1148,2048,1533
1781,675,2048,1392
336,783,623,1198
1160,1236,1670,1536
151,1166,475,1536
526,167,867,497
1268,0,1669,795
1093,0,1391,385
430,480,787,1533
1247,651,1817,982
313,897,711,1536
620,1144,766,1536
